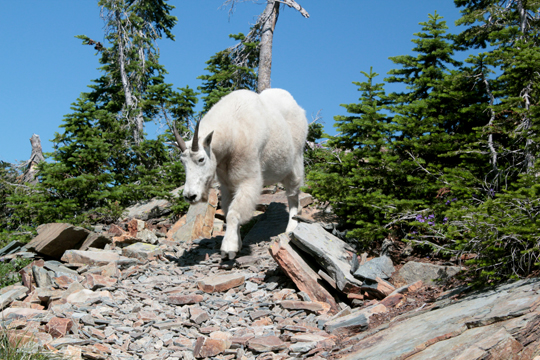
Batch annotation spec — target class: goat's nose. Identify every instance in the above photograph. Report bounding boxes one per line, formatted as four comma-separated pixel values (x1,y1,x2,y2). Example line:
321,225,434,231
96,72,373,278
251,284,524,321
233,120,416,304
184,194,197,202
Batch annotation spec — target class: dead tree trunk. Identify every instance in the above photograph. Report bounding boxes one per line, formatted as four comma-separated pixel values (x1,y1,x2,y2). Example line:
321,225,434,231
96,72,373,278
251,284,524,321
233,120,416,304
22,134,45,184
256,0,309,93
257,0,280,93
114,8,144,145
223,0,309,94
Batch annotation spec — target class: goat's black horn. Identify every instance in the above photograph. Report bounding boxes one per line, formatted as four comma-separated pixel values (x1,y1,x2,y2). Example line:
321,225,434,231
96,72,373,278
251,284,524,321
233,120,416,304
192,120,201,152
170,122,187,152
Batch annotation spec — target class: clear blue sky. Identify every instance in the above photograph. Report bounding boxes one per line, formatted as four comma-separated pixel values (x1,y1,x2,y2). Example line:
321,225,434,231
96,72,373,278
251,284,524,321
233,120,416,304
0,1,465,164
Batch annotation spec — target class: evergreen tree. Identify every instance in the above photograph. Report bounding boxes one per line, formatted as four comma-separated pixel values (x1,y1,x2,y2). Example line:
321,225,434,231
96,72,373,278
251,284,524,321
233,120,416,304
308,13,486,248
0,161,34,244
385,12,463,203
82,0,178,144
307,69,397,244
453,0,540,186
198,32,259,112
437,0,540,281
378,12,494,248
6,0,190,226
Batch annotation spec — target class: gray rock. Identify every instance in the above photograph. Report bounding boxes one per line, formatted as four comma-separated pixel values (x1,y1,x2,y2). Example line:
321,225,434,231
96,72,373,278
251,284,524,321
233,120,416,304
341,279,540,360
289,341,317,353
61,250,121,266
43,261,81,281
7,196,540,360
137,229,159,244
78,232,112,251
324,311,369,334
0,285,28,309
32,265,54,288
123,186,183,221
122,243,162,262
0,240,25,256
25,223,91,259
48,337,89,349
0,307,47,320
244,281,259,294
353,256,395,281
398,261,462,285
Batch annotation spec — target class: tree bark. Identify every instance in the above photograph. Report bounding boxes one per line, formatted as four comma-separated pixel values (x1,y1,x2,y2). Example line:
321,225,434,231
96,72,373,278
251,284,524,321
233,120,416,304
223,0,309,94
257,0,280,93
115,9,144,145
22,134,45,184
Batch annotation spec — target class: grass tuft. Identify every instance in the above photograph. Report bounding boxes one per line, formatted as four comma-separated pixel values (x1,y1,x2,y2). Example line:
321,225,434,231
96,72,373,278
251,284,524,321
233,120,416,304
0,328,67,360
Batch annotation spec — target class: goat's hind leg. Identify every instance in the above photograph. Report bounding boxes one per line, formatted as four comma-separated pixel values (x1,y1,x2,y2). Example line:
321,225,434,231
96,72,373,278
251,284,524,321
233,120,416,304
220,177,262,260
283,165,303,233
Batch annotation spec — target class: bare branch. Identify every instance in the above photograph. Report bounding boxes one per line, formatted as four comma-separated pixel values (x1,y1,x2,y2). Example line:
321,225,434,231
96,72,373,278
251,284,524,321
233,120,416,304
309,109,323,125
405,150,449,185
276,0,309,18
220,0,257,18
478,72,498,170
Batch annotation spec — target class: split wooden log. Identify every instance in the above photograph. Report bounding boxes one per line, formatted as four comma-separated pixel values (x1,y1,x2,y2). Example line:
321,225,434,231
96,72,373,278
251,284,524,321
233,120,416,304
291,223,363,294
269,233,340,315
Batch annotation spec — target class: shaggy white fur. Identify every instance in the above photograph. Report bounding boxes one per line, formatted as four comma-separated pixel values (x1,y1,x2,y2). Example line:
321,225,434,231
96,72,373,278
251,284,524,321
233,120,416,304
180,88,308,259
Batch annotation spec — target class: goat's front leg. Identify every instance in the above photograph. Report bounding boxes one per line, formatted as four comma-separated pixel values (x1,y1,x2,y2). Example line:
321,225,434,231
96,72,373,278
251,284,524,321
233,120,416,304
220,185,232,216
285,192,300,233
221,177,261,260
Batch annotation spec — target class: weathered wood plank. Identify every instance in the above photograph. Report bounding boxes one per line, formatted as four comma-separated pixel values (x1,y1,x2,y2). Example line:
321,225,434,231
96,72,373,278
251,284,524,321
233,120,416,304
269,233,339,315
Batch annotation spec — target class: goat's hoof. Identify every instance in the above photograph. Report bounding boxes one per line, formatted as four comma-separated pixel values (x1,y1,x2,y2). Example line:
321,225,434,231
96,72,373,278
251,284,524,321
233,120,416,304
220,251,237,260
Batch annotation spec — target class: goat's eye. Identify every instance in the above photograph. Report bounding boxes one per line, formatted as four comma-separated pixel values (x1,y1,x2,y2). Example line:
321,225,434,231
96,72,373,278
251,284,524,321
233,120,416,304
198,158,205,163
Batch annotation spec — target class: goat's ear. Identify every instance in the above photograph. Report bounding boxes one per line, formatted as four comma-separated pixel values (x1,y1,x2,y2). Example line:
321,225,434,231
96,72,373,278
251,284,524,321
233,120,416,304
203,131,214,149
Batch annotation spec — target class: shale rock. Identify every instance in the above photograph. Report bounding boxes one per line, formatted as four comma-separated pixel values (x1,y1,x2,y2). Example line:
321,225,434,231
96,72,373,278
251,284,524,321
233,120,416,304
398,261,462,286
26,223,90,259
353,255,395,281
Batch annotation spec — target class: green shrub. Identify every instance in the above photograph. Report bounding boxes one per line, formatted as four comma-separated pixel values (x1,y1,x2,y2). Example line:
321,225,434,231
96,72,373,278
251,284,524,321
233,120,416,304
0,258,32,289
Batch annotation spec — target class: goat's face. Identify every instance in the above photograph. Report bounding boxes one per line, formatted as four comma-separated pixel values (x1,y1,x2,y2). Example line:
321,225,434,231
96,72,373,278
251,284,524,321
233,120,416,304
181,131,216,204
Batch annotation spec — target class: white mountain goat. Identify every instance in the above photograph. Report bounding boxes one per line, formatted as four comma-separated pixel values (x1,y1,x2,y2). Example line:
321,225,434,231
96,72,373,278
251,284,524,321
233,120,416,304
172,89,308,260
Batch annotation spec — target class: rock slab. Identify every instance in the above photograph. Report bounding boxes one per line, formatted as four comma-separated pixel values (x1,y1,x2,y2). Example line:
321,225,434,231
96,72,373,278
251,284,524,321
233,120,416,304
341,278,540,360
353,256,395,281
170,188,218,242
26,223,90,259
398,261,462,286
197,273,245,293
